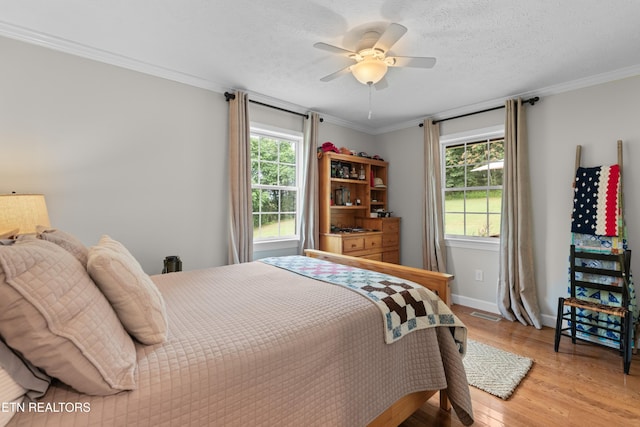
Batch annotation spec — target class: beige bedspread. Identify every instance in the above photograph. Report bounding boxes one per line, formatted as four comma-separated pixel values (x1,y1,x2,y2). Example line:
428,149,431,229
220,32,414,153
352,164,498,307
9,261,473,426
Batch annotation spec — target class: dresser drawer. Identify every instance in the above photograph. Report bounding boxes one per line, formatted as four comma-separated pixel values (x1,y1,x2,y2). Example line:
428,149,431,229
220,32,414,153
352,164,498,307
342,237,365,253
382,220,400,233
364,235,382,250
382,233,399,247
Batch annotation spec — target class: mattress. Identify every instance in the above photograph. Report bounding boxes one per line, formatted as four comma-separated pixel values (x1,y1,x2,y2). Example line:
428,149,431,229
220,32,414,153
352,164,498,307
8,260,473,426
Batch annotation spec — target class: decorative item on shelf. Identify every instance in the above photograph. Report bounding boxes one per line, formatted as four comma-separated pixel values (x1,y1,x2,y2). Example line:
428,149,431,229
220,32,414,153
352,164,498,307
335,186,349,206
350,166,358,179
321,141,340,153
374,177,386,188
376,209,393,218
359,164,366,180
0,193,51,235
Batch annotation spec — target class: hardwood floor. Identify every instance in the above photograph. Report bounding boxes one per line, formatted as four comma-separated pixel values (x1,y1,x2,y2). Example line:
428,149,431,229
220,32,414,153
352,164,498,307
401,304,640,427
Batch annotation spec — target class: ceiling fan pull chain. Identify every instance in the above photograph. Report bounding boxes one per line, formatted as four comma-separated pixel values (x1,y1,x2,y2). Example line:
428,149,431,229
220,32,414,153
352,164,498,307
368,82,373,120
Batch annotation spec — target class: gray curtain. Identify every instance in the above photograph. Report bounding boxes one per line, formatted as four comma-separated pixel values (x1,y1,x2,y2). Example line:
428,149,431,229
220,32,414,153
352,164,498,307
422,118,447,273
227,90,253,264
299,112,319,252
498,98,542,328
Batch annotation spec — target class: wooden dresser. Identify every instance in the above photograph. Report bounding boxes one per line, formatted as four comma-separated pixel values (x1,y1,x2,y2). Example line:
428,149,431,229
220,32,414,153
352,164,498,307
355,217,400,264
317,152,400,264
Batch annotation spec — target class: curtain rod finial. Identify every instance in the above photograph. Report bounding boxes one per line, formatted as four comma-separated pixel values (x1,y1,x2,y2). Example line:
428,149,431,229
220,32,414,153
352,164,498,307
224,92,236,102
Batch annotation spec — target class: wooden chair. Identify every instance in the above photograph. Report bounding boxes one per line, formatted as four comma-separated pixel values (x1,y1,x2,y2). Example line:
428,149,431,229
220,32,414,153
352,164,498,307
554,244,633,374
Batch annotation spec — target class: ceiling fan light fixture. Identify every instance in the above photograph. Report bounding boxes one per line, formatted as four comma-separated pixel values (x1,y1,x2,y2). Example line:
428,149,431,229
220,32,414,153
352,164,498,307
351,57,388,85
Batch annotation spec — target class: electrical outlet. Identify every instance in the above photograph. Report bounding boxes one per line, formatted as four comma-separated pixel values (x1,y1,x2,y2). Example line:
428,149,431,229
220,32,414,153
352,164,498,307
474,269,483,281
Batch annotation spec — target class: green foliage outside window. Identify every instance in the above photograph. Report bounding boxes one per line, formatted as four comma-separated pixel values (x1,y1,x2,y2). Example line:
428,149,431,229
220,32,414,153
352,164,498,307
444,138,504,237
251,133,298,240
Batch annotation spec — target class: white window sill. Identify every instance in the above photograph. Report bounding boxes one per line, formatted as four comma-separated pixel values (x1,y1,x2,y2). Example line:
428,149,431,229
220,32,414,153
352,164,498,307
253,238,300,252
445,236,500,252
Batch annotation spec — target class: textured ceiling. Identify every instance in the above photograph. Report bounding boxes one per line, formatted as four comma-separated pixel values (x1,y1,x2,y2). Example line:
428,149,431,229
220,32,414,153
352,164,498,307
2,0,640,133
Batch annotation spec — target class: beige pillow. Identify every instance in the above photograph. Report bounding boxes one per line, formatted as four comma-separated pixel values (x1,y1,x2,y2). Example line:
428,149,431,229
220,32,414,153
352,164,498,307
0,239,137,395
88,235,168,345
36,226,88,267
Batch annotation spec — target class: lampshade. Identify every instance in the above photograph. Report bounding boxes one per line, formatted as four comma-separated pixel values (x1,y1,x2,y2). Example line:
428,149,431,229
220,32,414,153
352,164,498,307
351,57,388,85
0,194,51,235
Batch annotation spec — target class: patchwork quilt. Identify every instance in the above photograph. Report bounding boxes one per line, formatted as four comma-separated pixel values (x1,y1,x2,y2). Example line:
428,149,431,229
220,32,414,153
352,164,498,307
260,256,467,353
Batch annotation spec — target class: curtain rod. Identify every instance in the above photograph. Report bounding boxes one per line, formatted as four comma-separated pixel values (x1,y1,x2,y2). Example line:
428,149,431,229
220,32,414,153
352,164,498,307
224,92,323,122
419,96,540,127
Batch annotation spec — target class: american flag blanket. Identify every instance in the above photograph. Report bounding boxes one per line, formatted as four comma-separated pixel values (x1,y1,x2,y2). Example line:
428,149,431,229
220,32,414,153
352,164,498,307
571,165,621,236
260,256,467,354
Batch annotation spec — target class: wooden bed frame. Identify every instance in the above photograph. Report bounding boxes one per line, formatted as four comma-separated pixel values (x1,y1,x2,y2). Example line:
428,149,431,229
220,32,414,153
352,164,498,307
304,250,455,427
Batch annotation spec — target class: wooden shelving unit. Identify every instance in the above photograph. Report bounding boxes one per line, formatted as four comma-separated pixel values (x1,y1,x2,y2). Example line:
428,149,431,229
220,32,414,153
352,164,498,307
318,152,400,263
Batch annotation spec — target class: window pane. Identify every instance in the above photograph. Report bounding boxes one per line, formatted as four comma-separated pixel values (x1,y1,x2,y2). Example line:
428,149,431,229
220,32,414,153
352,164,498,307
252,188,261,212
467,142,489,164
444,191,465,213
259,161,278,185
467,168,488,187
251,160,260,185
465,213,489,236
445,166,465,188
279,164,296,186
445,145,465,167
280,214,296,236
443,135,503,239
445,213,465,235
258,213,279,238
250,128,300,241
488,213,501,237
260,137,278,161
281,190,296,212
466,190,488,213
489,139,504,161
489,190,502,213
279,141,296,164
489,168,503,186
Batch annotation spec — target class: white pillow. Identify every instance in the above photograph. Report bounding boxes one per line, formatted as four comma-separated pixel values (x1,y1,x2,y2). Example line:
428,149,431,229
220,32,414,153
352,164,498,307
0,239,138,396
87,235,168,345
0,367,26,427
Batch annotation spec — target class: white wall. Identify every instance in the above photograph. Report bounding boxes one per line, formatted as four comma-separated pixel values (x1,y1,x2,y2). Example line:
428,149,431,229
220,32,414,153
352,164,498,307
0,36,228,274
3,35,639,327
378,77,640,326
527,76,640,324
0,36,379,272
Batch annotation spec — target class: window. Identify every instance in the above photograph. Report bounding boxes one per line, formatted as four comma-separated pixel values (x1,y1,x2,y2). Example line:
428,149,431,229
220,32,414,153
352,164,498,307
250,125,301,242
442,129,504,239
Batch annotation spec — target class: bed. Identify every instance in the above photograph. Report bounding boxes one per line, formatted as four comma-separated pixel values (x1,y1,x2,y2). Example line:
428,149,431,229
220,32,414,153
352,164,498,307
0,232,473,427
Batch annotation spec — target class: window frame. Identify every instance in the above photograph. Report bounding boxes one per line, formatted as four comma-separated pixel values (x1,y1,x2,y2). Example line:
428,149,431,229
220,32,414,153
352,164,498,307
250,123,303,250
440,125,505,248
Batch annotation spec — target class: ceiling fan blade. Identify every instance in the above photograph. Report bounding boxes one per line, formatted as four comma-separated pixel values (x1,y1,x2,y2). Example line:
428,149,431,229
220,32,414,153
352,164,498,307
313,42,355,56
373,23,407,53
374,76,388,90
390,56,437,68
320,66,352,82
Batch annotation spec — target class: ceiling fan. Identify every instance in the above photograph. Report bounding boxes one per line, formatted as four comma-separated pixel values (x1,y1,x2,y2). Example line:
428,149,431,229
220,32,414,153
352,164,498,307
314,23,436,89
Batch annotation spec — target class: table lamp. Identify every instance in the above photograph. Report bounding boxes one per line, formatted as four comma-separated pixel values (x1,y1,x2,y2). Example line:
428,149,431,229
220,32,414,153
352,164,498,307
0,193,51,235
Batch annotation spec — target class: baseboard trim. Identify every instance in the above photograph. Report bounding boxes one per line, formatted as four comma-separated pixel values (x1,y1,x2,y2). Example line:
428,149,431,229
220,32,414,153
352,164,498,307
451,294,499,314
452,294,557,328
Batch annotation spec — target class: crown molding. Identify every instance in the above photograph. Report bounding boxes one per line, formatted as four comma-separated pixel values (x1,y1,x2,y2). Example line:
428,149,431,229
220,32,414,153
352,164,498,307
372,64,640,135
3,19,639,137
0,20,228,93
